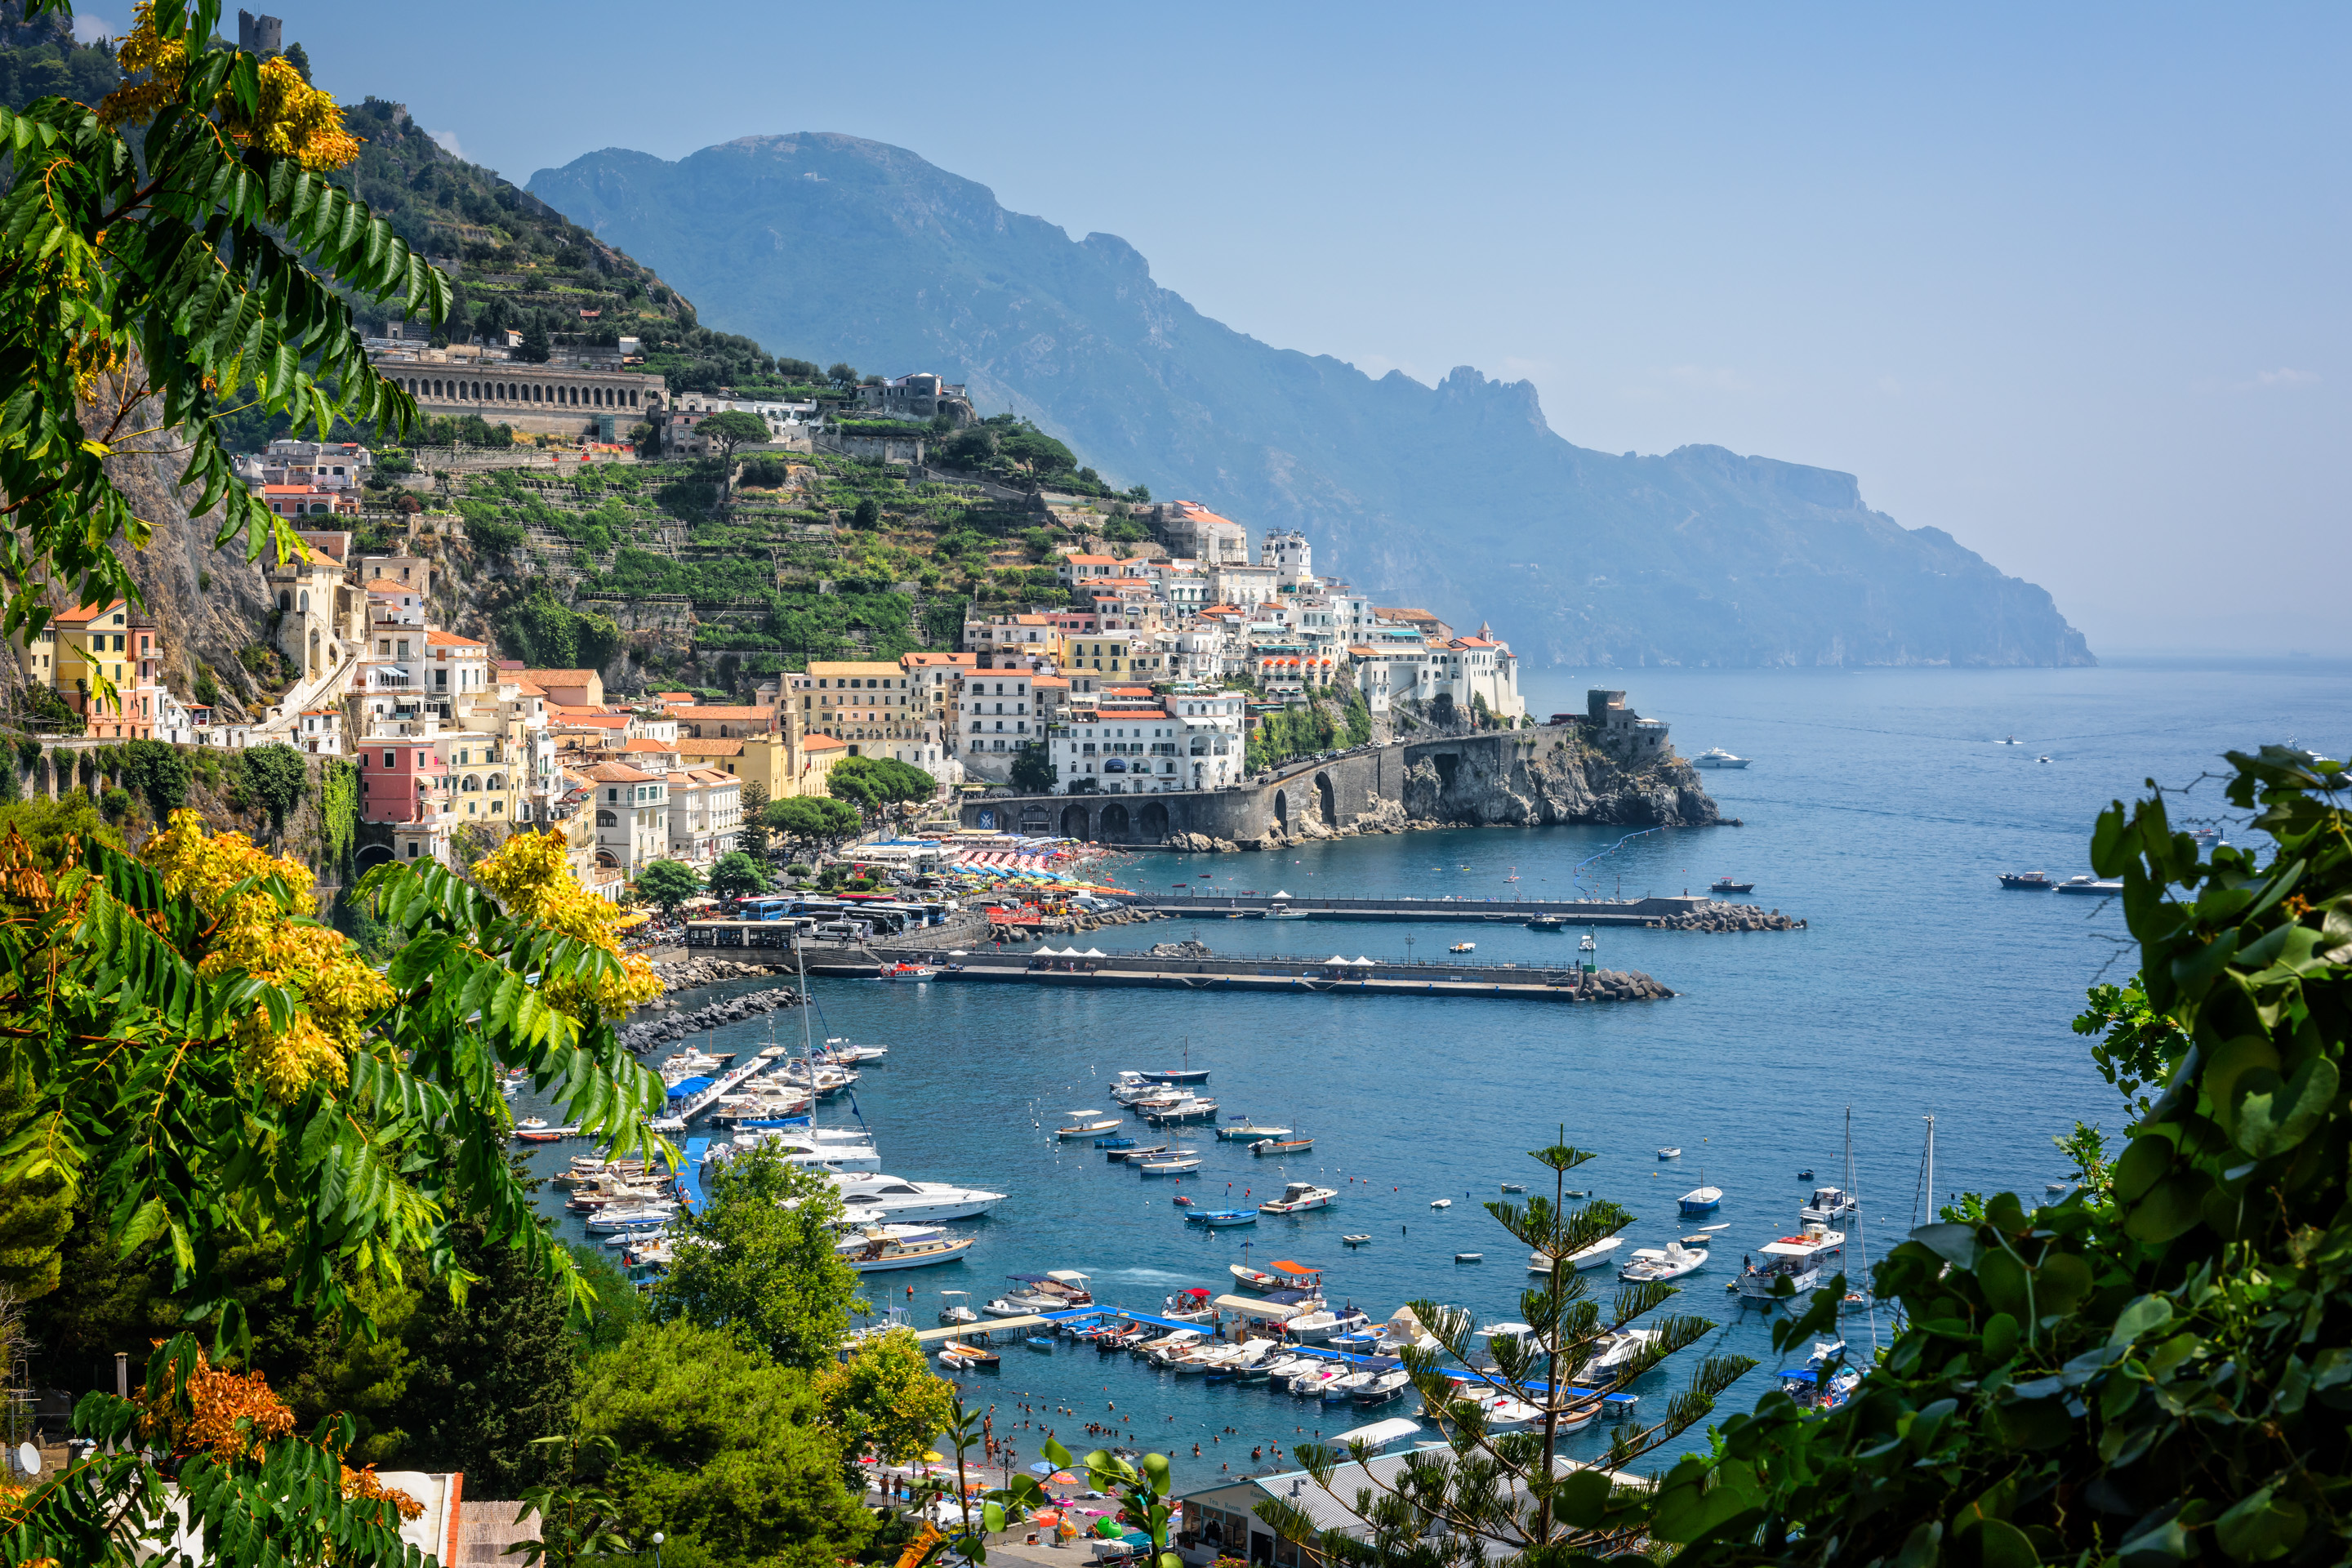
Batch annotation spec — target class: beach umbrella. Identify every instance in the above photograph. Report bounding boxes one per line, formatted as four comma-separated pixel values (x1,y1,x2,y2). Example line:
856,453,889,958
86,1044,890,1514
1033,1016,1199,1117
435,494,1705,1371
1029,1462,1055,1475
1050,1472,1079,1486
923,1450,944,1463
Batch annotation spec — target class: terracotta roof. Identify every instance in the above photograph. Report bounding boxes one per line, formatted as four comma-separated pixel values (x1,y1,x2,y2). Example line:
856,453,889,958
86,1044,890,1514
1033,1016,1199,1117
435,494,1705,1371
512,679,548,696
583,762,658,783
557,712,629,729
365,578,415,595
801,734,848,754
523,669,599,684
684,768,736,783
671,705,777,721
425,629,484,648
54,599,127,626
806,661,903,678
1169,500,1243,528
675,738,746,757
621,738,677,754
1030,675,1070,688
651,691,696,702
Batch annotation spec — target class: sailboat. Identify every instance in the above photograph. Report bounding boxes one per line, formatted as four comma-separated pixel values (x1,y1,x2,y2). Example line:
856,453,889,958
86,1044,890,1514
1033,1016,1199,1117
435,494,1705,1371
1678,1167,1723,1216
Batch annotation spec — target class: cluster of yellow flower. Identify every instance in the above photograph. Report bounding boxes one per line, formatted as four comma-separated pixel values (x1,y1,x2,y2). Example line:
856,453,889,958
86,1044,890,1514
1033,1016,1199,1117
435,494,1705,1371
473,830,664,1016
99,3,361,172
141,810,393,1102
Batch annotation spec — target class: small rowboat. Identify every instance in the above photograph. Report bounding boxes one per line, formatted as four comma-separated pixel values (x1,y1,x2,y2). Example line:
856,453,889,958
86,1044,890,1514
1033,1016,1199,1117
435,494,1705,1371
1027,1337,1055,1352
1455,1253,1483,1264
1430,1198,1452,1209
1658,1147,1682,1160
1095,1135,1136,1150
1253,1137,1314,1156
1140,1156,1202,1175
1058,1117,1123,1138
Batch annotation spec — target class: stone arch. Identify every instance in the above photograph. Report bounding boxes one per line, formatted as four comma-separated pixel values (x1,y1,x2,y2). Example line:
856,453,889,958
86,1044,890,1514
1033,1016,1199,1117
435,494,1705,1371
1315,771,1337,827
354,843,394,871
595,849,619,869
297,590,309,613
278,590,292,611
1272,789,1290,832
1138,801,1169,841
462,774,481,792
1099,802,1131,842
1060,803,1090,839
595,809,617,826
488,773,506,791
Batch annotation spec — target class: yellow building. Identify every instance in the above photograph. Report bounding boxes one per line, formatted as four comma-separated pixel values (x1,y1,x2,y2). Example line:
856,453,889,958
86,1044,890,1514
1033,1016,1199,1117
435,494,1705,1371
792,662,920,758
41,600,167,739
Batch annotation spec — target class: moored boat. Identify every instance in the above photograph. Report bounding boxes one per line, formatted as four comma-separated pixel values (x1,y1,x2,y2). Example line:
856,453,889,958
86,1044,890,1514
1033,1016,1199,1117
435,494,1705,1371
1259,1182,1337,1214
2055,875,2125,895
1735,1226,1844,1298
1678,1183,1723,1217
1708,877,1754,895
1690,747,1750,769
1217,1121,1292,1141
1998,871,2054,889
1619,1241,1708,1282
843,1234,976,1272
1188,1208,1258,1227
879,961,939,981
1253,1136,1315,1157
1057,1115,1123,1138
1138,1156,1202,1174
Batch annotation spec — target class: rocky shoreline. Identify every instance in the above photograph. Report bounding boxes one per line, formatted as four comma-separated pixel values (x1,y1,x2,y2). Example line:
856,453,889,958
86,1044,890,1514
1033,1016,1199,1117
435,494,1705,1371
1584,968,1673,1000
623,987,804,1054
649,956,791,993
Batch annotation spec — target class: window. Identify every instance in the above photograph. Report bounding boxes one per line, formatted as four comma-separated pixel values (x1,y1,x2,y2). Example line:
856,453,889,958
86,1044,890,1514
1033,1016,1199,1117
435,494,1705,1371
384,751,395,768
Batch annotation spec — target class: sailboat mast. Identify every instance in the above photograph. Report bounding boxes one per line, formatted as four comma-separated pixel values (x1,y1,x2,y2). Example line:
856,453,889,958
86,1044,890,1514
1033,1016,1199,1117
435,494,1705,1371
1924,1115,1936,1220
1849,1104,1877,1355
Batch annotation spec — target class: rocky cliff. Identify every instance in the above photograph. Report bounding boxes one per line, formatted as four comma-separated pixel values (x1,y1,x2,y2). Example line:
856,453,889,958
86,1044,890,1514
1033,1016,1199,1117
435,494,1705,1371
109,434,281,718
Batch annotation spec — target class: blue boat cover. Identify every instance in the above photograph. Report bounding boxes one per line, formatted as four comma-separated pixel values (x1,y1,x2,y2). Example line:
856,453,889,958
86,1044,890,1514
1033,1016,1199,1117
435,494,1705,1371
666,1076,714,1099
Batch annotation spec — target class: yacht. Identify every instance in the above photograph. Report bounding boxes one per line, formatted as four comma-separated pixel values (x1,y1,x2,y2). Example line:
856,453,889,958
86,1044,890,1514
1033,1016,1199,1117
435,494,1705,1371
1998,871,2054,889
719,1132,880,1173
832,1222,947,1254
1735,1225,1846,1299
1690,747,1750,769
1260,1182,1338,1215
2056,875,2126,896
585,1204,675,1233
1351,1369,1412,1406
829,1173,1009,1223
1619,1241,1708,1282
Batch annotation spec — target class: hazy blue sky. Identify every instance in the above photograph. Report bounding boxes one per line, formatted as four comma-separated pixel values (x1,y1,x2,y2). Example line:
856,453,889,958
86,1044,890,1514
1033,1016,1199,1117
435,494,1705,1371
119,2,2352,653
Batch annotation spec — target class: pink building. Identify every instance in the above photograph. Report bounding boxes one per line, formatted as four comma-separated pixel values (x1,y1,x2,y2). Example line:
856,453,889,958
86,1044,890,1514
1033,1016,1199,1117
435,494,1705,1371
360,737,450,831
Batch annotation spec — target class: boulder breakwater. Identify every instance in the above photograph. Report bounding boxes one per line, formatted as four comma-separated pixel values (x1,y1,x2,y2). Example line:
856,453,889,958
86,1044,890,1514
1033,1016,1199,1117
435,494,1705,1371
623,987,804,1054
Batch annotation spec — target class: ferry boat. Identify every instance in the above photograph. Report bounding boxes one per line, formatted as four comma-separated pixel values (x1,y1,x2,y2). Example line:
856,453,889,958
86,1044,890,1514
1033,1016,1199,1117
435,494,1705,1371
1253,1136,1315,1157
1259,1182,1338,1214
1735,1225,1846,1299
1691,748,1751,769
1709,877,1754,895
2055,875,2125,896
1998,871,2054,889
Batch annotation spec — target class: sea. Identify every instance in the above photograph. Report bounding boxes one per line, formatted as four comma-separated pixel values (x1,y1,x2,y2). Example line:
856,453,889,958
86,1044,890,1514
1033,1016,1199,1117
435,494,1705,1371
525,657,2352,1490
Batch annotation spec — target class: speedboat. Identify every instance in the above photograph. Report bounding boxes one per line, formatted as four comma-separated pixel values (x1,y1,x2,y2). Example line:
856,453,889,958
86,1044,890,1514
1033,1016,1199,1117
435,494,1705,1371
1189,1209,1258,1227
1321,1370,1377,1402
841,1233,976,1272
1801,1186,1860,1224
1998,871,2054,889
1582,1327,1660,1378
832,1222,947,1254
938,1290,978,1325
1109,1143,1172,1163
1526,915,1566,931
585,1204,675,1232
2055,875,2125,896
1260,1182,1337,1215
936,1341,999,1370
1735,1226,1844,1298
1162,1288,1218,1322
1285,1304,1370,1343
1232,1259,1323,1292
1143,1097,1219,1125
1352,1369,1411,1406
1619,1242,1708,1283
1528,1236,1624,1273
879,962,939,980
1217,1121,1293,1141
1430,1198,1452,1209
1690,747,1750,769
830,1174,1009,1223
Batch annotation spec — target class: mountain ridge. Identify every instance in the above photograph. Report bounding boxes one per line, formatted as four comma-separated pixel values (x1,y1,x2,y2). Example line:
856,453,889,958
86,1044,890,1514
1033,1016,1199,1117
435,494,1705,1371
530,131,2091,668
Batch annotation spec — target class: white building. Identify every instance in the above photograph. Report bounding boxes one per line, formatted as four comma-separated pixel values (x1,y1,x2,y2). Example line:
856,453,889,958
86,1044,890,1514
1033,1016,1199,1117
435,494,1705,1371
957,669,1036,782
1260,528,1312,587
584,761,669,875
1048,706,1187,794
1171,690,1248,791
666,767,742,864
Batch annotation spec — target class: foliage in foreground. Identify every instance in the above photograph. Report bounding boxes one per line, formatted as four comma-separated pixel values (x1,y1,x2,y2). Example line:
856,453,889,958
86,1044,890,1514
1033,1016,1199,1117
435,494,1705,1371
1646,746,2352,1565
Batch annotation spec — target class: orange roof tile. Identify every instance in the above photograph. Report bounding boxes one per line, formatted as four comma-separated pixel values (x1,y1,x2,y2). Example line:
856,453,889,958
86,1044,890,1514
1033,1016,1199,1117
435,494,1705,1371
675,738,746,757
582,762,658,783
801,734,848,754
425,629,484,647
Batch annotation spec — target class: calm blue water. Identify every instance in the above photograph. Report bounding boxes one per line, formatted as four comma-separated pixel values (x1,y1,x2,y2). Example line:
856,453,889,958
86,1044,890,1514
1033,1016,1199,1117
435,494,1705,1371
531,659,2352,1488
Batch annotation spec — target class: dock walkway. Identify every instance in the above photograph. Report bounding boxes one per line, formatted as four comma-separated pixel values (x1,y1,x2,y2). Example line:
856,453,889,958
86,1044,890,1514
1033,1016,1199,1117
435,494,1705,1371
803,947,1666,1004
1111,892,1709,926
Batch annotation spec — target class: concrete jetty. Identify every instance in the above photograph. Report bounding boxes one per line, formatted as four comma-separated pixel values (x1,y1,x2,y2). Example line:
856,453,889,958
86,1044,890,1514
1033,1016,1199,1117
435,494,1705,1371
1107,892,1713,926
804,946,1670,1004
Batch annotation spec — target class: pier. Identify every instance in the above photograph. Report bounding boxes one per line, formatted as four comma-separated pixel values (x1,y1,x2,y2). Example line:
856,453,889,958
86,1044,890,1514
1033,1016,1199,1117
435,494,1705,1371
804,946,1668,1003
1107,892,1713,926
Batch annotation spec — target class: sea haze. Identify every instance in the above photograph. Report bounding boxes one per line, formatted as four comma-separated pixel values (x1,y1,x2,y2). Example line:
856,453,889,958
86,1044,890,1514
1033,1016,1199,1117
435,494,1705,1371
528,660,2351,1485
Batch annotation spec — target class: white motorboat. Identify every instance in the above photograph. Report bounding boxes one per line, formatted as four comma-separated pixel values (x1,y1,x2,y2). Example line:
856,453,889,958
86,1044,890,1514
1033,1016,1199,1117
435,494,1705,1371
1057,1114,1124,1138
1656,1147,1682,1160
722,1131,880,1172
2055,875,2126,896
938,1290,978,1325
1376,1305,1441,1355
1285,1306,1367,1343
1289,1363,1348,1397
1351,1370,1412,1406
1143,1097,1219,1125
1800,1186,1860,1224
1528,1236,1624,1273
1690,748,1750,769
1217,1121,1293,1141
833,1222,947,1254
585,1204,675,1232
1175,1343,1245,1375
830,1174,1009,1223
1582,1327,1659,1378
1430,1198,1452,1209
1259,1182,1338,1215
1736,1225,1846,1299
842,1233,976,1272
1138,1156,1202,1175
1321,1370,1377,1402
1256,1355,1312,1384
817,1038,889,1064
1142,1330,1206,1365
1619,1242,1708,1283
663,1048,729,1076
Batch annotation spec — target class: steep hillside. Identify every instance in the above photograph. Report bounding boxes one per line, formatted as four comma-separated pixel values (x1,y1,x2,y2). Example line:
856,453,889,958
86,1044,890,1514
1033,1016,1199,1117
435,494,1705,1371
531,133,2092,669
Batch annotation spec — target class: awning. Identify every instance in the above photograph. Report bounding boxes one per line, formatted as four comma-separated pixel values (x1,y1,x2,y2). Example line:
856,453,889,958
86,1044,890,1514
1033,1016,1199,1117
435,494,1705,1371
1269,1259,1324,1276
1213,1293,1301,1321
1330,1417,1421,1450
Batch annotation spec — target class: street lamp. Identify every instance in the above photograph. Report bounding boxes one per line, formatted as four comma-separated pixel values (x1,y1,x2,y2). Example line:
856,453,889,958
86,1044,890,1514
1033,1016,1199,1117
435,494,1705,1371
649,1533,664,1568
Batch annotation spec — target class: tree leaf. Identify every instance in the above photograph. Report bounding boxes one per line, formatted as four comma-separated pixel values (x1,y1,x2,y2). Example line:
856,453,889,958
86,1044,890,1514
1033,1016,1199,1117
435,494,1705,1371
2214,1487,2307,1562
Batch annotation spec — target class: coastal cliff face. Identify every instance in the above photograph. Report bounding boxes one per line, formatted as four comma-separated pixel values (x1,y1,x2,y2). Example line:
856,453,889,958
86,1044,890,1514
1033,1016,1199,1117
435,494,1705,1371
109,436,280,718
1165,729,1719,853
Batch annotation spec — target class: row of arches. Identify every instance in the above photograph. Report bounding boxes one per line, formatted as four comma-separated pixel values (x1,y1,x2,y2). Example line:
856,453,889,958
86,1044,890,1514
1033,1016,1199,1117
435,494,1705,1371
1056,800,1172,842
457,774,507,792
400,376,641,410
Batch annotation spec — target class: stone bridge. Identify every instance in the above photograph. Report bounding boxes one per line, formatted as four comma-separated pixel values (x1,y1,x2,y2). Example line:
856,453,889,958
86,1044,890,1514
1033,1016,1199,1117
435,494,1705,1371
956,724,1704,847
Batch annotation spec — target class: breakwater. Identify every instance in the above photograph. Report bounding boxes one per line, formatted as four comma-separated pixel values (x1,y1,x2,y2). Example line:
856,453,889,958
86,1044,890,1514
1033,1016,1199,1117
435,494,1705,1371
1110,891,1717,926
621,987,804,1054
806,945,1671,1004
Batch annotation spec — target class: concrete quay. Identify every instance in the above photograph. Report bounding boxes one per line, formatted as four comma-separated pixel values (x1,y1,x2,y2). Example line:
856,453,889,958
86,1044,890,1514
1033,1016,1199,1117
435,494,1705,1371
802,946,1671,1004
1107,892,1709,927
